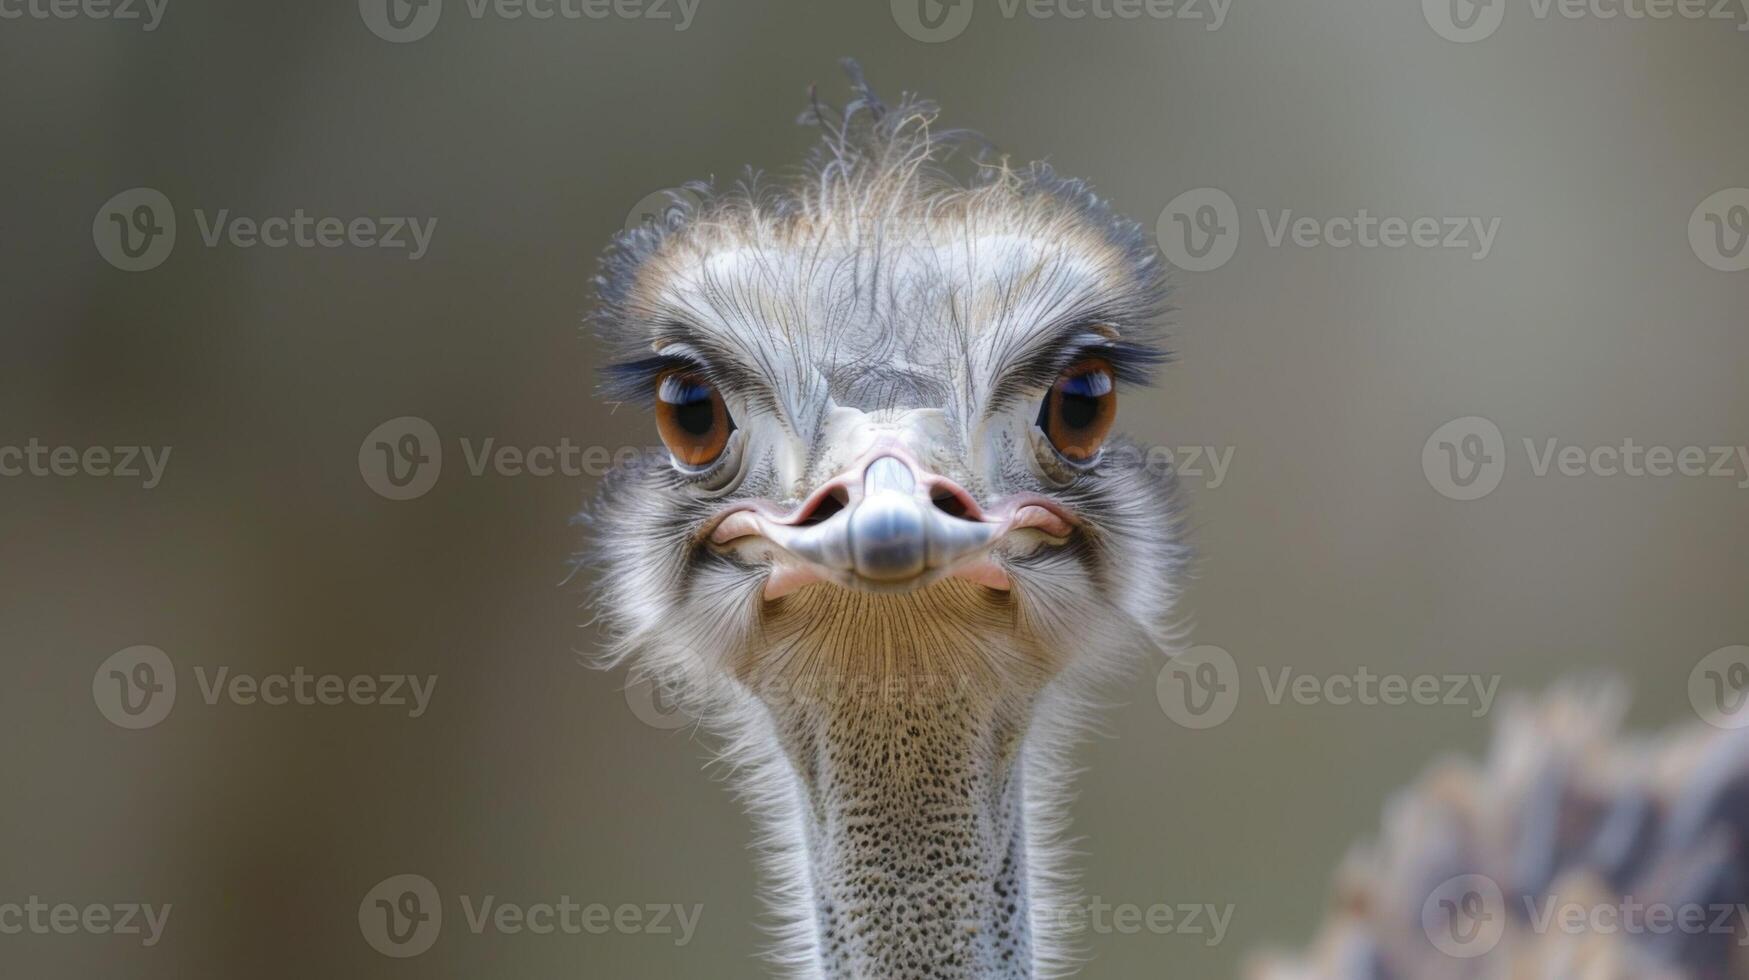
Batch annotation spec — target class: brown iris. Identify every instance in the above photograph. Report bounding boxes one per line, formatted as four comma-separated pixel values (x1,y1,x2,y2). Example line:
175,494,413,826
655,370,732,466
1039,358,1117,461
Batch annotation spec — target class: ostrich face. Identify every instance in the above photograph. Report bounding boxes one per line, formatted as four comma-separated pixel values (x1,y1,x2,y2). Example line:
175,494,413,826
588,85,1181,715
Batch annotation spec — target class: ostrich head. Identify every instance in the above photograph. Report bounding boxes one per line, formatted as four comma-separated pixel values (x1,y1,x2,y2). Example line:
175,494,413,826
587,64,1183,979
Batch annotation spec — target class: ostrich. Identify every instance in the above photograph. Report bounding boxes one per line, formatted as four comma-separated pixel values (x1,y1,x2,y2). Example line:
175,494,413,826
585,65,1749,979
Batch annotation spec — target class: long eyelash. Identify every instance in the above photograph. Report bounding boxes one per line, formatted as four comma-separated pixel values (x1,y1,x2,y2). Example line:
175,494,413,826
599,353,709,406
992,333,1171,411
1078,340,1170,385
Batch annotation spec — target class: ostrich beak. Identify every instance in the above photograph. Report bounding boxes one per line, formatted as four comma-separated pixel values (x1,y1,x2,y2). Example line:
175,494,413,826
707,450,1076,598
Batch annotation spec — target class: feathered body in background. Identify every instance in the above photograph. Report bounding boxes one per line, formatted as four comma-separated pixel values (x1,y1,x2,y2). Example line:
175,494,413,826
1252,685,1749,980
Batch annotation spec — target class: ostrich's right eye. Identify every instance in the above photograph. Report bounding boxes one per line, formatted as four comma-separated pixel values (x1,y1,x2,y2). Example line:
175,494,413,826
1038,357,1117,462
655,370,734,467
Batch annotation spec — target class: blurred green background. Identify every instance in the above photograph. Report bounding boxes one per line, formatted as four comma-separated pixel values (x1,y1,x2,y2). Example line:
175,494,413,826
1,0,1746,976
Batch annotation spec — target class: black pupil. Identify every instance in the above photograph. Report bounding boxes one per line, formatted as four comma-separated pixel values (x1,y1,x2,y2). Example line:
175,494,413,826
1060,392,1099,430
674,392,715,436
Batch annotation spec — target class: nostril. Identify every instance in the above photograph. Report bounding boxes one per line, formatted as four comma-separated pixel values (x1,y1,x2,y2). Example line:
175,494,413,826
930,488,976,521
799,487,849,526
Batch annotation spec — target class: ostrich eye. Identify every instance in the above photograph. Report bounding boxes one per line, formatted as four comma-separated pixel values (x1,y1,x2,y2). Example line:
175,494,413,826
655,370,733,467
1038,358,1117,462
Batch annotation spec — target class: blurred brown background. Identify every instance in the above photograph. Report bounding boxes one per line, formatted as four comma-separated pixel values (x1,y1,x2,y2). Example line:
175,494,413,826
2,0,1746,976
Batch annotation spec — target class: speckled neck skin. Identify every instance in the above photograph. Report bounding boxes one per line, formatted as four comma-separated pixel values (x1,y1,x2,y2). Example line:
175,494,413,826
747,582,1052,979
777,687,1035,979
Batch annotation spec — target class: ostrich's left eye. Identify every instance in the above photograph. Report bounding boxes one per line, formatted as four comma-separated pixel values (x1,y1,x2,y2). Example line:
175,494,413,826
1038,358,1117,462
655,370,734,467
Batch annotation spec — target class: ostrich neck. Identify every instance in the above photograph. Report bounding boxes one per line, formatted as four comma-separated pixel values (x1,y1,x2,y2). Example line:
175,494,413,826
768,676,1038,980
